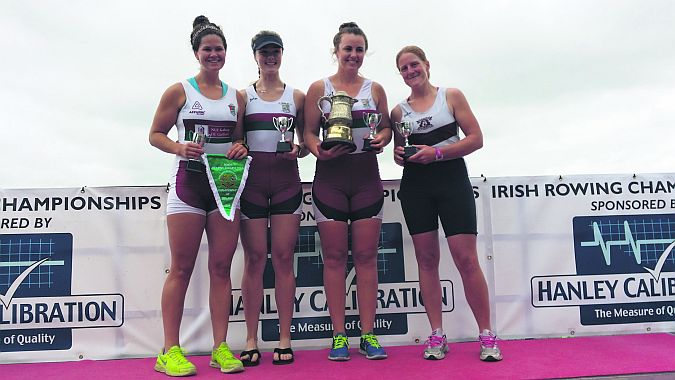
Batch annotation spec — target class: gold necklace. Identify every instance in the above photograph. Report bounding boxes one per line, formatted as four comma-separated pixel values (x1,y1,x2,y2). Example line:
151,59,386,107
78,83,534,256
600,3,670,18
256,81,284,94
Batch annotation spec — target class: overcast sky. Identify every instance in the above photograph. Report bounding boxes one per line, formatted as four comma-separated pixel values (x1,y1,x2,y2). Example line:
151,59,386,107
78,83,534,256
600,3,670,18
2,0,673,189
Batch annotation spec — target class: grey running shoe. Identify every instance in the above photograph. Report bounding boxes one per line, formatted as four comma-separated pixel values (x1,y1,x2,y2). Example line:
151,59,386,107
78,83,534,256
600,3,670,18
424,333,449,360
479,330,503,362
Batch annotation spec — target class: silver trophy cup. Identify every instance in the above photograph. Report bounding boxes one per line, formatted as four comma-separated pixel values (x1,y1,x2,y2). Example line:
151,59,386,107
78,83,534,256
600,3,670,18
395,121,418,159
185,131,206,173
362,113,382,151
272,116,294,153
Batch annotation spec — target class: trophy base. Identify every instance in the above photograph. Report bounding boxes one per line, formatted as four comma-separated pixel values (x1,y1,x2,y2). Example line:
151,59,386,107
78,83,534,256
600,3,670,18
362,138,375,151
276,141,292,153
321,138,356,153
185,160,205,173
403,146,419,160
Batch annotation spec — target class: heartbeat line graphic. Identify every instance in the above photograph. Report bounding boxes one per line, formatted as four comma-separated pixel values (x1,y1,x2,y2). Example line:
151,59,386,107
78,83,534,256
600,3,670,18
580,220,675,266
279,231,397,278
1,258,49,309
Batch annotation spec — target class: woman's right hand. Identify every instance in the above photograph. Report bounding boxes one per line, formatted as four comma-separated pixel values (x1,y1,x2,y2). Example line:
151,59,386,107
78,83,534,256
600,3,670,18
316,143,352,161
177,141,204,160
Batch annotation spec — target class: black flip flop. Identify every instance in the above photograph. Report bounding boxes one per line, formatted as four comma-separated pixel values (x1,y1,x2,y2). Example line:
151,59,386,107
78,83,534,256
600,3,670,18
239,349,261,367
273,347,294,365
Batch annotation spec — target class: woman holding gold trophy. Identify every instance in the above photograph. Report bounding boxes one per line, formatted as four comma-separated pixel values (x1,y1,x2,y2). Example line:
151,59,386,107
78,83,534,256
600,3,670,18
238,30,308,366
391,46,503,362
304,22,392,361
149,16,248,376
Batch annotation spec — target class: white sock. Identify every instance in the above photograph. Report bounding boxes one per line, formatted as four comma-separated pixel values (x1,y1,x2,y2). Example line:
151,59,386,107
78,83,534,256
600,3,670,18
432,328,445,337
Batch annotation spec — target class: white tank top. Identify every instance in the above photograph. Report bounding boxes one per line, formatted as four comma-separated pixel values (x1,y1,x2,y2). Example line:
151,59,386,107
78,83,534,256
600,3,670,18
243,85,297,152
175,78,239,162
398,87,459,148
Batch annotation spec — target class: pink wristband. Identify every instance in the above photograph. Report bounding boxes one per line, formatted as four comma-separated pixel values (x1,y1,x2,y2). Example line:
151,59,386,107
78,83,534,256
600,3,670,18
435,147,443,161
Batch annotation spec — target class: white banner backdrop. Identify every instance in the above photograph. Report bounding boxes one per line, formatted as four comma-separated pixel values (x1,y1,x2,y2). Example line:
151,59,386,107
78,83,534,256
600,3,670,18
1,174,673,363
488,174,675,339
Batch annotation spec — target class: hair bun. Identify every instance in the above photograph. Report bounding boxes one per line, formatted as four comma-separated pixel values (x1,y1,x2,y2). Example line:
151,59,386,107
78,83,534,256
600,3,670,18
193,15,210,28
339,22,359,31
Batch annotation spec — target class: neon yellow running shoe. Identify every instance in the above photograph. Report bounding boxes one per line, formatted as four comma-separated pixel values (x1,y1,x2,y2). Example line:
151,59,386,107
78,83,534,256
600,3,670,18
359,333,387,360
154,345,197,377
210,342,244,373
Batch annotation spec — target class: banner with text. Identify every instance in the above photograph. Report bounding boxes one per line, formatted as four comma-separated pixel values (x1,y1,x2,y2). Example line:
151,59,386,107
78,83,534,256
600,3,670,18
1,173,674,363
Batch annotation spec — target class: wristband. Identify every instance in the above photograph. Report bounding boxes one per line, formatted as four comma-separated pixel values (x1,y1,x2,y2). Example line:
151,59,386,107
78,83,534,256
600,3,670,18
435,147,443,161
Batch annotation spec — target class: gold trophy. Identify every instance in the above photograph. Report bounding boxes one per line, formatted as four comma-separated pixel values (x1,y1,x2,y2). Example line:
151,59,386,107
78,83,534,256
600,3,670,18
317,91,357,152
273,116,294,153
362,113,381,151
395,121,418,160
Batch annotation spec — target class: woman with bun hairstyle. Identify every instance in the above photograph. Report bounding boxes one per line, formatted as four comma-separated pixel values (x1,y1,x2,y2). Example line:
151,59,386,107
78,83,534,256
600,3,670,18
304,22,392,361
391,45,502,362
149,15,247,376
238,30,307,366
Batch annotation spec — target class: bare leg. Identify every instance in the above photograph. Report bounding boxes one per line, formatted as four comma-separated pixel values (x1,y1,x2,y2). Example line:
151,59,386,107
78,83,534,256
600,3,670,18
317,221,348,334
349,218,382,334
411,230,443,331
240,217,268,357
161,213,205,350
447,234,491,332
270,213,300,360
205,211,241,347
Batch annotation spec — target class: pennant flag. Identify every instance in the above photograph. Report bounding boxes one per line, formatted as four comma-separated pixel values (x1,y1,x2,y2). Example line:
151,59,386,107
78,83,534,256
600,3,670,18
203,154,252,221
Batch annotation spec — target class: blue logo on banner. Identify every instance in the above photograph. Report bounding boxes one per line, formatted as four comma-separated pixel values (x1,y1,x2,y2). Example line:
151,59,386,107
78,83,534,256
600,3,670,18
0,233,73,351
261,223,409,340
573,214,675,325
0,233,124,352
232,222,455,341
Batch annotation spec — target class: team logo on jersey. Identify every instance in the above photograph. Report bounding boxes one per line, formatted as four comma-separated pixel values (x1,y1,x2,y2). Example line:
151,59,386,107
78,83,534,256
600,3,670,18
249,96,258,102
416,116,433,130
189,101,205,115
360,99,371,108
228,104,236,116
280,102,291,114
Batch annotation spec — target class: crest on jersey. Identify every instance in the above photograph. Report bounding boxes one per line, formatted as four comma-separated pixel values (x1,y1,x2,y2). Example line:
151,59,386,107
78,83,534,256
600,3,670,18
280,102,291,114
228,104,236,116
416,116,433,130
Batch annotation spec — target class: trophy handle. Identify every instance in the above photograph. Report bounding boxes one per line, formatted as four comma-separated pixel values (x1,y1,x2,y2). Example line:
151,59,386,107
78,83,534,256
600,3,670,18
317,95,332,115
284,117,294,142
272,116,280,130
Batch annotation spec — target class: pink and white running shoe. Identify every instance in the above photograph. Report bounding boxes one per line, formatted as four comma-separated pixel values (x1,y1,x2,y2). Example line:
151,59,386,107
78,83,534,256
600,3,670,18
479,329,503,362
423,333,449,360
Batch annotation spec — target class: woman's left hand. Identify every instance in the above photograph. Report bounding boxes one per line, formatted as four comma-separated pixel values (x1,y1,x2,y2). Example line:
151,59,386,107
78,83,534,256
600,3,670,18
227,142,249,160
407,145,437,164
364,131,385,153
280,143,302,160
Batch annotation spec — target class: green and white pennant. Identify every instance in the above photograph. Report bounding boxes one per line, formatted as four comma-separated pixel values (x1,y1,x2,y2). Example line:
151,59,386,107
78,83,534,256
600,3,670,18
203,154,252,221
